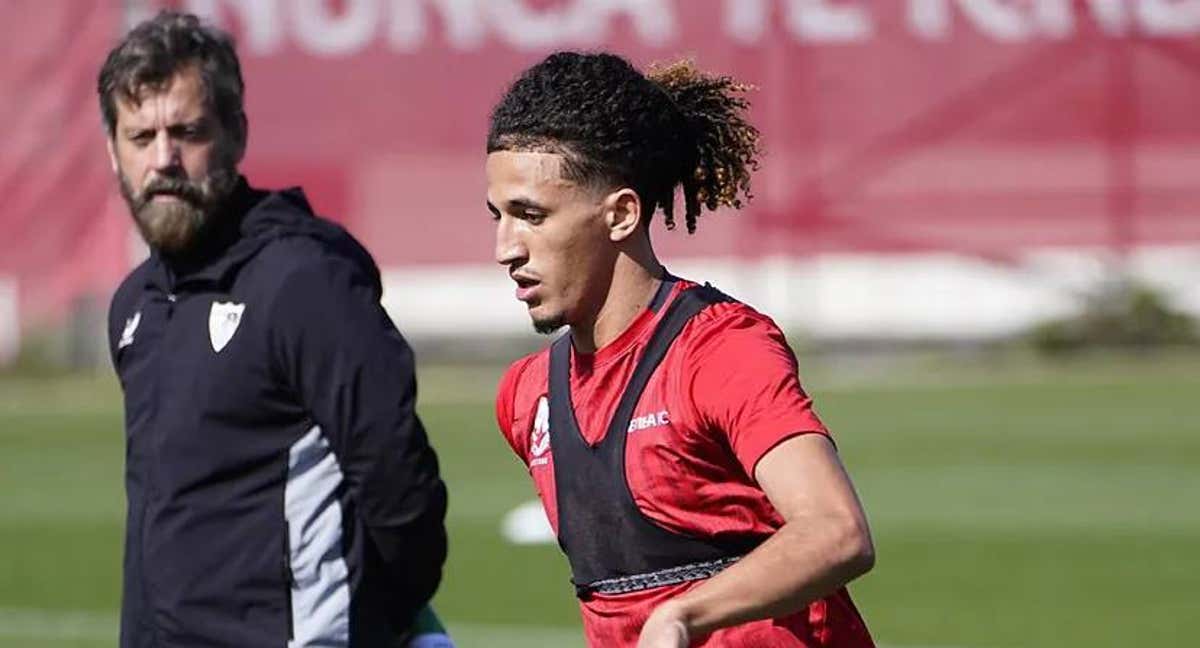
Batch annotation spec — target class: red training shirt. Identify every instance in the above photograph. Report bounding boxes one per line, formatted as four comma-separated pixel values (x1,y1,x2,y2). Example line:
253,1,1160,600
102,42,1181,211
495,280,873,647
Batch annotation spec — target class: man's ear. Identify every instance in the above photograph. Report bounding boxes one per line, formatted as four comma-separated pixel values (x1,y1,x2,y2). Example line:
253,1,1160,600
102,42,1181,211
232,112,248,163
604,188,642,242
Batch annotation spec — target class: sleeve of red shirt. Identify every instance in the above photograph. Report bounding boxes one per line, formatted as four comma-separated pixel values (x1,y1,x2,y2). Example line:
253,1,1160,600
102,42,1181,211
686,308,830,479
495,355,536,464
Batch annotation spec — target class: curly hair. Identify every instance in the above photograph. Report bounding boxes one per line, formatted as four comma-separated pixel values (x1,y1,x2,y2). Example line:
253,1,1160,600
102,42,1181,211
97,10,244,143
487,52,760,234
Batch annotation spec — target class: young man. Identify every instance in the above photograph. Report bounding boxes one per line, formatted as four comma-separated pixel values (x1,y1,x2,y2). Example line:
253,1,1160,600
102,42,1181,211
488,52,876,647
100,12,451,647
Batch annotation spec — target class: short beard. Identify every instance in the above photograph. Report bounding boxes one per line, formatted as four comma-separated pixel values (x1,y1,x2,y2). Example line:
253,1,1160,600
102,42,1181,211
532,313,567,335
119,163,238,256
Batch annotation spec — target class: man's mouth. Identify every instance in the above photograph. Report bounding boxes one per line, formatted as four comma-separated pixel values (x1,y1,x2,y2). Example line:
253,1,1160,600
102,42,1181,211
513,276,539,303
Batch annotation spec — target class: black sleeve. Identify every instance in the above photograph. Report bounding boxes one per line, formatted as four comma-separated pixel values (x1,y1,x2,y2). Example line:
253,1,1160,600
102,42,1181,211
270,255,448,621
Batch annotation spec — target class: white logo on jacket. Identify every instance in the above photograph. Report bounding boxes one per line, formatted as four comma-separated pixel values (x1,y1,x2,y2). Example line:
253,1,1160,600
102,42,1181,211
208,301,245,353
529,395,550,466
118,311,141,349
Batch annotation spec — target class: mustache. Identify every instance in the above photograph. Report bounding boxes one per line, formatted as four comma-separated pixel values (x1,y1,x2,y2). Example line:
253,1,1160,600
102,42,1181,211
140,176,206,205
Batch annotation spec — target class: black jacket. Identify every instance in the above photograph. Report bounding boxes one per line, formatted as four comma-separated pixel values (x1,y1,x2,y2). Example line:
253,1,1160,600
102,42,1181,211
108,180,447,647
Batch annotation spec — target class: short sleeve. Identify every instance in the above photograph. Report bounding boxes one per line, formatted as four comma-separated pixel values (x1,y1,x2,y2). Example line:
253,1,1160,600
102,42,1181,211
686,311,829,478
496,355,537,463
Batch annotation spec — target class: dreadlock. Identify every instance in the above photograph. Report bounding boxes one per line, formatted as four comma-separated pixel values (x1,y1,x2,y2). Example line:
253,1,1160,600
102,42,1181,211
487,52,760,234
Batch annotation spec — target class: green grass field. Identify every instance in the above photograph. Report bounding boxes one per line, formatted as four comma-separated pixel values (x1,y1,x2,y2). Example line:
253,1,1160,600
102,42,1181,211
1,352,1197,647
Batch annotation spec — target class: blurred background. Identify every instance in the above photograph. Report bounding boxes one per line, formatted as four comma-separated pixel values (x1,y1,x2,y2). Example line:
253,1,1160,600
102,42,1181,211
2,1,1199,646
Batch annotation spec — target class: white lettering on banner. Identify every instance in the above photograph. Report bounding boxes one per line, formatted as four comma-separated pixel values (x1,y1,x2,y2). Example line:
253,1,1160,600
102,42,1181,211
907,0,1200,41
487,0,676,51
1029,0,1081,39
1012,0,1134,38
787,0,874,42
293,0,377,55
909,0,1037,42
185,0,284,54
724,0,770,44
572,0,677,45
1032,0,1073,38
484,0,576,50
724,0,874,43
184,0,1200,57
389,0,486,52
1138,0,1200,36
1086,0,1134,34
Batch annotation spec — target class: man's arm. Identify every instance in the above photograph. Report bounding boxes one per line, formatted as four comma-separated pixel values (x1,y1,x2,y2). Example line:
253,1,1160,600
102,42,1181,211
495,355,538,462
272,255,448,625
638,433,874,647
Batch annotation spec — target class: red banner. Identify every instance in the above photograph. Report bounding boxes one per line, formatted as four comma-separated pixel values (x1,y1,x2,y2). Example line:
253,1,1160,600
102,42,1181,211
4,0,1200,329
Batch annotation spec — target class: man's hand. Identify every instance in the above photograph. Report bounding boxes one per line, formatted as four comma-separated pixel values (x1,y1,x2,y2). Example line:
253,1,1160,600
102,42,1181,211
637,602,691,648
